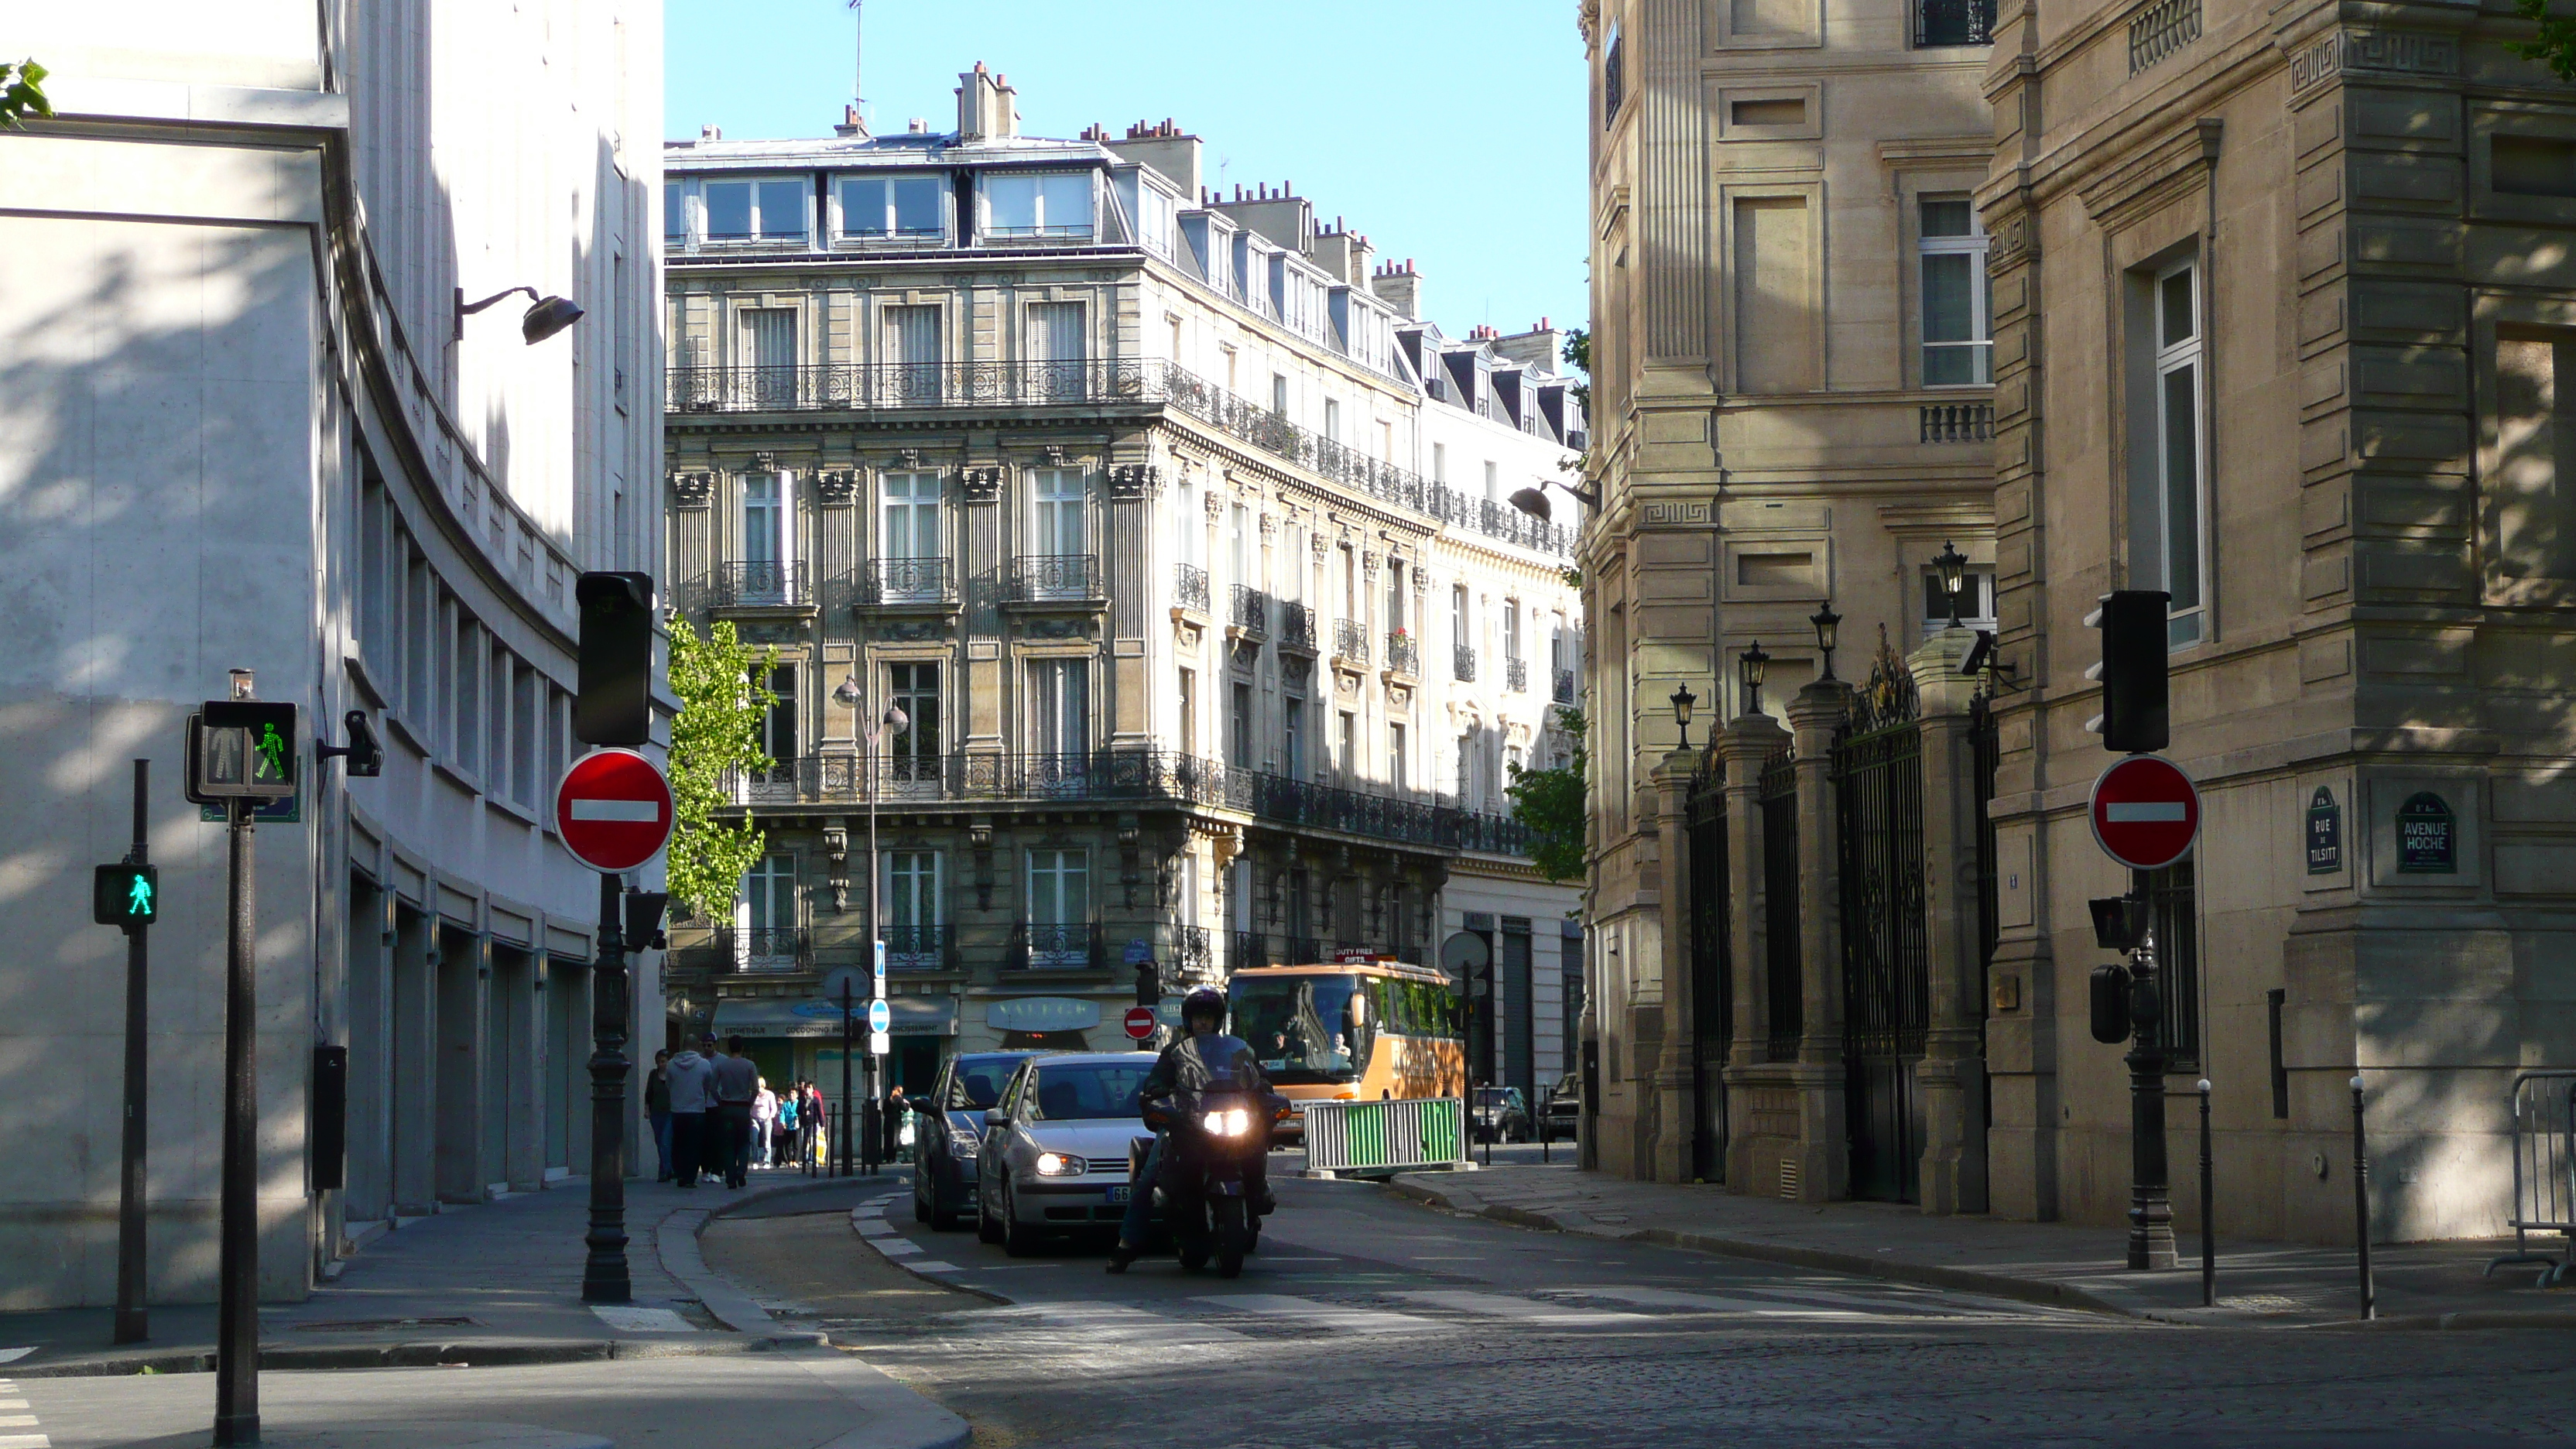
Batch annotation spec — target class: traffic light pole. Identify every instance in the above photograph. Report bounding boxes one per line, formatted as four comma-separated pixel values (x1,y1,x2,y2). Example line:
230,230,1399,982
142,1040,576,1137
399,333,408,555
212,793,259,1446
2125,872,2177,1272
114,759,149,1345
581,868,632,1303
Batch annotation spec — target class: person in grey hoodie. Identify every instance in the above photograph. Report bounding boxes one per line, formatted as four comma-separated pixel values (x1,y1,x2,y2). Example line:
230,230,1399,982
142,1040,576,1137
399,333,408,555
711,1035,761,1188
664,1043,718,1189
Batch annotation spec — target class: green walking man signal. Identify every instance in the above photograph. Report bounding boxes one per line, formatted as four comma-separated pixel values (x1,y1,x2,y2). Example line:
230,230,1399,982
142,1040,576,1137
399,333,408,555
93,864,159,927
184,701,298,803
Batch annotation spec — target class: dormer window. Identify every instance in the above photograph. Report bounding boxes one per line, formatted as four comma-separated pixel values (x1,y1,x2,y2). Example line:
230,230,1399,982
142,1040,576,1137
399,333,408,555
838,173,947,240
702,177,808,244
984,172,1094,239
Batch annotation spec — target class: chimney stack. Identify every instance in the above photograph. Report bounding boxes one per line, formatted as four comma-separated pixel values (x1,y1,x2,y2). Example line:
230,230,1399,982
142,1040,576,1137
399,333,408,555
955,61,1019,141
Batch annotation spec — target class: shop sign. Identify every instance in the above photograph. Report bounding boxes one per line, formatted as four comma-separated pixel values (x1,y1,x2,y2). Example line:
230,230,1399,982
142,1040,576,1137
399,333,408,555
985,996,1101,1033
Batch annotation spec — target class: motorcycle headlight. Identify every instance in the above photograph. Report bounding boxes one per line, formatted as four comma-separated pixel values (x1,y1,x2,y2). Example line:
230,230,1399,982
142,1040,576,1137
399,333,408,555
1035,1151,1088,1177
1202,1108,1254,1137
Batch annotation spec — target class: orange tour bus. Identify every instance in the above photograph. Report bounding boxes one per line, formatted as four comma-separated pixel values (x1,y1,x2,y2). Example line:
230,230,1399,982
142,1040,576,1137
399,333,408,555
1228,954,1464,1144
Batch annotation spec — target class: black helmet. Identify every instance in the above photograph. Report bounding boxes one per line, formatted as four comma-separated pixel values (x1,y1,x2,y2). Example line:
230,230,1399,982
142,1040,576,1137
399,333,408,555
1181,986,1227,1024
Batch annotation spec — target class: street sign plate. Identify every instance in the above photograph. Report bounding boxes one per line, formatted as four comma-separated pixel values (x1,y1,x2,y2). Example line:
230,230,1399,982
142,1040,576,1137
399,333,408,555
869,1030,889,1055
2089,753,2201,872
867,999,892,1033
1123,937,1153,966
1123,1005,1157,1040
554,748,674,873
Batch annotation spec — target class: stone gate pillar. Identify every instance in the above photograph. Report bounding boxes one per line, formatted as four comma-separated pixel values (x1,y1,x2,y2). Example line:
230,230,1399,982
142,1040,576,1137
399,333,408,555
1910,628,1989,1214
1650,747,1697,1185
1788,679,1852,1202
1719,710,1790,1194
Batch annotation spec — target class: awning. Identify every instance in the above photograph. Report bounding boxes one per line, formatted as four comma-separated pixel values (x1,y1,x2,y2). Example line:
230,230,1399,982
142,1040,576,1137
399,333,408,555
711,995,958,1040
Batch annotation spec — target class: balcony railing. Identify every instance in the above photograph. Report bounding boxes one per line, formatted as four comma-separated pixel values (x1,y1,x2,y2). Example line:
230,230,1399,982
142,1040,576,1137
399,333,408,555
1454,646,1477,682
1332,618,1370,665
1920,402,1995,443
876,922,956,971
1916,0,1995,45
859,557,955,606
1008,553,1102,602
703,561,808,609
1506,657,1528,693
717,750,1534,856
1279,603,1318,653
666,358,1576,557
1173,924,1212,974
1008,920,1105,971
1230,584,1269,636
1386,632,1420,677
1554,668,1577,704
667,927,813,973
1175,563,1211,613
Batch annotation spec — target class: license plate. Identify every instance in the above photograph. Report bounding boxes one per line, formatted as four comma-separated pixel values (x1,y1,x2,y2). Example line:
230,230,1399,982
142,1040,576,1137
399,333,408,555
1107,1186,1131,1204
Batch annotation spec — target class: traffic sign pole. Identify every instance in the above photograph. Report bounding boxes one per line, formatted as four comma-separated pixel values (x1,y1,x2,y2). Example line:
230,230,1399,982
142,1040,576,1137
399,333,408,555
114,759,149,1347
580,866,632,1304
2085,753,2194,1275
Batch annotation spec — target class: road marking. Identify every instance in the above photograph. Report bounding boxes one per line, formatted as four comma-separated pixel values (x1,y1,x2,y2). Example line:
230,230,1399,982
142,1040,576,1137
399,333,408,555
987,1303,1249,1345
1390,1290,1651,1326
0,1434,47,1449
0,1419,33,1429
1194,1293,1440,1334
855,1221,898,1237
910,1261,962,1273
590,1305,697,1333
875,1238,922,1255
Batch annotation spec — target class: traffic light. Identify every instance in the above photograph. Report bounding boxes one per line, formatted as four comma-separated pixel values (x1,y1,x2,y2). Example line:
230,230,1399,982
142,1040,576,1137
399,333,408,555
185,701,299,803
1135,959,1159,1007
2083,590,2170,754
624,890,670,952
94,863,158,927
575,571,656,747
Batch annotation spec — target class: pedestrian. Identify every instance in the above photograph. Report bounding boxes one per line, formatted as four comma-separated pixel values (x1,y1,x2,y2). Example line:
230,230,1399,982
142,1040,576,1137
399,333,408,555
646,1049,674,1182
665,1040,716,1189
805,1080,828,1170
774,1080,800,1167
711,1033,760,1188
886,1081,912,1157
752,1077,778,1171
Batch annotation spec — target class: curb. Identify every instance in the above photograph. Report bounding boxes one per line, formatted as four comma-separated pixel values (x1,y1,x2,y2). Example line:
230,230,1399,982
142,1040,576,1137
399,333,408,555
665,1172,901,1341
845,1200,1014,1307
9,1334,810,1379
2297,1308,2576,1332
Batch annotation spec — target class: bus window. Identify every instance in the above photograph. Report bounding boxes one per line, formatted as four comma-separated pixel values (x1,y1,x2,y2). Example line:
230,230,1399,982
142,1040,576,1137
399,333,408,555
1235,973,1365,1084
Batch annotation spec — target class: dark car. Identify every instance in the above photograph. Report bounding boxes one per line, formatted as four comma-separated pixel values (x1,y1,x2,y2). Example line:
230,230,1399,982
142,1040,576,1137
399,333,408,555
1541,1073,1581,1139
912,1050,1044,1230
1471,1086,1530,1144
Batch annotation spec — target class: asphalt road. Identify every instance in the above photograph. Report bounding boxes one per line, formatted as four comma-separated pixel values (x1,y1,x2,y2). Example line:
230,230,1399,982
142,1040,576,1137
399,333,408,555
705,1160,2576,1449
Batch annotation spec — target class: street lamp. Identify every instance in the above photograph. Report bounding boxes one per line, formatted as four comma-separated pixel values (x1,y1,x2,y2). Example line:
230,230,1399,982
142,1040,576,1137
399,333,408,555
1670,683,1697,751
858,697,909,1175
833,675,861,709
1934,540,1969,628
455,285,585,344
1810,601,1843,682
1506,480,1603,523
1738,641,1770,718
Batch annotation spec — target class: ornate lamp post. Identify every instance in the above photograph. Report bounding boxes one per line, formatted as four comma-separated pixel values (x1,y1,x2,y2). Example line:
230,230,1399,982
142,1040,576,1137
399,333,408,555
1934,540,1969,628
1738,641,1770,718
1670,683,1697,751
1810,601,1842,681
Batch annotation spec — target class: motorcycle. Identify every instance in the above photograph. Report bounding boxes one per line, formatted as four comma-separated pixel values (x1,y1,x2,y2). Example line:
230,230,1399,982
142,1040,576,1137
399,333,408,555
1130,1078,1283,1279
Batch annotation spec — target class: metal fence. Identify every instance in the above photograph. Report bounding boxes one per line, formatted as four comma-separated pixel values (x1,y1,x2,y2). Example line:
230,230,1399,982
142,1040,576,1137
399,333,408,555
1006,921,1104,971
1834,718,1930,1204
1302,1097,1466,1177
1007,553,1101,602
1231,585,1269,635
1333,618,1371,665
1506,658,1528,694
1279,603,1317,652
1174,563,1211,613
858,557,954,605
1454,646,1477,683
2494,1071,2576,1284
1386,632,1420,676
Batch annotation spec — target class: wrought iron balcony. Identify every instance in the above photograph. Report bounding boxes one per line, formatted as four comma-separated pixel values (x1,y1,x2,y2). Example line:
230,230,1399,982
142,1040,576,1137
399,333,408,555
1279,603,1318,653
1454,646,1477,682
1554,669,1577,704
1919,402,1995,443
1230,584,1269,636
1915,0,1995,45
1008,920,1105,971
859,557,955,606
1173,924,1212,973
1332,618,1370,666
703,561,808,610
1386,632,1420,677
1175,562,1211,614
1506,657,1528,693
876,922,957,971
1007,553,1102,603
668,927,810,973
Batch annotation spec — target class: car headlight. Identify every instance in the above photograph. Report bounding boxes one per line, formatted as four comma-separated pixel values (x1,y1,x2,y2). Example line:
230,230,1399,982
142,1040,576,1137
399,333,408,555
1201,1108,1253,1137
949,1130,979,1160
1035,1151,1088,1176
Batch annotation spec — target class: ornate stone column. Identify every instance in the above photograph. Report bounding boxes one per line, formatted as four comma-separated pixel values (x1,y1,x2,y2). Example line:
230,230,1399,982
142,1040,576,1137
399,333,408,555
1649,747,1697,1185
1910,628,1989,1214
1787,680,1852,1202
1719,711,1790,1193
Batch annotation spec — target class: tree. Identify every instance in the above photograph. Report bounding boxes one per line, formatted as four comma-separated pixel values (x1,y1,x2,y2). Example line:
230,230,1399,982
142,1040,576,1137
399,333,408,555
1560,327,1592,414
664,615,779,920
0,59,51,128
1506,708,1588,884
2512,0,2576,80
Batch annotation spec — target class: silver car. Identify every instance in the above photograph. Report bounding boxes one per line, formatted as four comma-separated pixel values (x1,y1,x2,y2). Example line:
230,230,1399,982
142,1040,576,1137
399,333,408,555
975,1051,1158,1256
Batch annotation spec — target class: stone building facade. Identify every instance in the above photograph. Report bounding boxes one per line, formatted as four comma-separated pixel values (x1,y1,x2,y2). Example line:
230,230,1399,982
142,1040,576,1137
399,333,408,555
659,71,1582,1103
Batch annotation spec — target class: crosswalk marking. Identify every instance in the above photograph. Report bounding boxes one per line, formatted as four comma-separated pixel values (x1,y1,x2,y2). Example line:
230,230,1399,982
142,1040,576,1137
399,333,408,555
1389,1290,1652,1326
0,1434,46,1449
984,1303,1251,1345
1194,1293,1440,1334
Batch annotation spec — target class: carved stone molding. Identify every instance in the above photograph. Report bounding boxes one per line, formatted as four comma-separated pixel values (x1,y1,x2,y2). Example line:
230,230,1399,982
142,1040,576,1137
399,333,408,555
1259,512,1278,538
1042,444,1068,466
961,466,1003,503
879,619,944,642
897,447,922,468
1362,550,1381,576
2289,27,2458,99
750,450,779,473
671,472,714,509
1309,533,1330,558
816,470,858,506
1202,489,1225,519
1640,500,1714,527
1024,616,1095,641
1109,463,1160,498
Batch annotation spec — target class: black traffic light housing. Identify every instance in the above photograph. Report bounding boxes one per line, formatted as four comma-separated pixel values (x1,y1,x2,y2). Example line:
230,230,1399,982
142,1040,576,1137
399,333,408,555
624,890,670,952
93,863,159,927
1135,959,1159,1007
575,571,656,747
185,701,299,803
2084,590,2170,754
2090,963,2134,1044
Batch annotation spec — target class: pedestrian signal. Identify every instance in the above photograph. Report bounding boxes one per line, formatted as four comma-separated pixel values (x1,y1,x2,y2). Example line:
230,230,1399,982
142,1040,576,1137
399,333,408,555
94,863,158,927
186,701,299,803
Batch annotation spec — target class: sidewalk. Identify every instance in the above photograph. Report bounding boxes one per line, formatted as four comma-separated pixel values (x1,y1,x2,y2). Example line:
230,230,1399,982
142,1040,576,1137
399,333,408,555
0,1168,899,1377
1387,1160,2576,1329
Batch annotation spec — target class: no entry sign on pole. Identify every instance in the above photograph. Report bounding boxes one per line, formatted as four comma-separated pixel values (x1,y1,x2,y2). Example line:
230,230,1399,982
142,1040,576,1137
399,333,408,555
1123,1005,1158,1041
555,748,674,872
2090,754,2201,872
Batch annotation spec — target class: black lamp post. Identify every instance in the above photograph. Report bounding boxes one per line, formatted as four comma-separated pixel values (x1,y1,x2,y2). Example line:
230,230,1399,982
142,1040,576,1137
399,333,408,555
1671,683,1697,751
1810,601,1842,681
1738,641,1770,718
1935,540,1969,628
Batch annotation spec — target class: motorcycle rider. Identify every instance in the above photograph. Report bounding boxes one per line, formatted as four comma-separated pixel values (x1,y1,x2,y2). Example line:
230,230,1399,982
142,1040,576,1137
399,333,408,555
1108,985,1273,1273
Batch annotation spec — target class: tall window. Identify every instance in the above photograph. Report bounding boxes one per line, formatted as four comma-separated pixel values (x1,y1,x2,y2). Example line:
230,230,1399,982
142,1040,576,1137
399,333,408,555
1230,503,1251,587
1602,27,1625,128
1483,460,1499,502
1433,442,1447,483
1026,849,1090,968
1283,697,1306,781
1921,567,1999,629
1456,732,1473,801
1272,373,1290,416
885,304,940,403
884,850,944,967
755,663,797,781
1338,711,1357,779
1386,560,1404,627
664,182,687,248
511,661,537,807
454,616,481,777
1028,302,1085,399
1230,681,1254,767
1324,397,1342,443
1177,667,1198,756
837,173,944,238
742,854,799,968
1504,599,1523,662
1920,197,1992,385
2131,257,2208,647
1452,585,1471,649
741,472,787,602
887,662,940,783
1389,723,1408,790
983,173,1094,238
879,471,940,599
744,307,797,407
1029,657,1089,759
1030,468,1085,564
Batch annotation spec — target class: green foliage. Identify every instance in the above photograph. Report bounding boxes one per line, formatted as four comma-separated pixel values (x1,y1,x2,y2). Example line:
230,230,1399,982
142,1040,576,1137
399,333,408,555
1559,566,1584,591
1561,326,1592,413
1506,707,1589,884
664,615,779,919
2512,0,2576,80
1,58,51,128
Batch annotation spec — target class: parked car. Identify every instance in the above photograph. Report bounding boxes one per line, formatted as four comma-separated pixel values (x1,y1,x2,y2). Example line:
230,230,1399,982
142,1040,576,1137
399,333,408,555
912,1050,1044,1231
1471,1086,1530,1144
1542,1073,1581,1139
977,1052,1161,1256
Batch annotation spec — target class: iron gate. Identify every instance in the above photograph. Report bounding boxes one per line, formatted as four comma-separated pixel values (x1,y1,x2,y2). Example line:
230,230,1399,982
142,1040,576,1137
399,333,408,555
1684,752,1730,1182
1834,656,1929,1204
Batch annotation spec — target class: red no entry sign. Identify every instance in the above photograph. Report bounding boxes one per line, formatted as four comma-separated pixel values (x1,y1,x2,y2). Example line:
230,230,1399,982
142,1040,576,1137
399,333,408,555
555,748,674,873
2090,754,2201,872
1123,1005,1158,1040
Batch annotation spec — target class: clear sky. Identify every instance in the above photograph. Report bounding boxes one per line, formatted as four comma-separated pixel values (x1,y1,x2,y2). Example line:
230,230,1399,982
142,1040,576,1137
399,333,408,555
664,0,1590,345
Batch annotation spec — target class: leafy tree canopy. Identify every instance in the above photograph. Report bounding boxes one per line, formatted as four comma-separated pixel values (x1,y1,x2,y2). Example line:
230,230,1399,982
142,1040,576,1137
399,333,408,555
1506,707,1589,885
664,615,779,920
2512,0,2576,80
1,58,52,128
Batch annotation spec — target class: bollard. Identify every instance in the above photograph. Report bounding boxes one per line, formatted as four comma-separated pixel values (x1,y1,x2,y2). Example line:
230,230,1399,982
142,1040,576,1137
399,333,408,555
2352,1074,2375,1321
2197,1078,2215,1308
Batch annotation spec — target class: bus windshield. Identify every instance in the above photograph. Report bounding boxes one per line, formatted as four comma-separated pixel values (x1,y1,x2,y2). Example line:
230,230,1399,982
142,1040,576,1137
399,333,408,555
1232,974,1363,1084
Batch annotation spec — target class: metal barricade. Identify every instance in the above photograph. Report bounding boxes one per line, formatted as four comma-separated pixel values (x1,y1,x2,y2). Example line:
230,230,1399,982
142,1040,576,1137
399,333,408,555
1301,1097,1466,1178
2489,1070,2576,1284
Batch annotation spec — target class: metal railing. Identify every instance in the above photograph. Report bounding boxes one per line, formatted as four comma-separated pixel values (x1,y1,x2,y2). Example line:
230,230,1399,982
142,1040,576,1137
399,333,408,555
1175,563,1211,613
665,358,1576,557
2493,1072,2576,1285
1173,924,1212,973
1333,618,1370,665
1008,920,1104,971
1554,669,1577,704
1916,0,1995,46
1920,402,1995,443
1280,603,1318,653
1008,553,1101,602
859,557,954,605
1304,1098,1465,1176
876,922,956,971
1231,584,1269,635
703,561,808,609
669,927,814,973
1506,658,1528,693
1454,646,1477,682
1386,632,1420,676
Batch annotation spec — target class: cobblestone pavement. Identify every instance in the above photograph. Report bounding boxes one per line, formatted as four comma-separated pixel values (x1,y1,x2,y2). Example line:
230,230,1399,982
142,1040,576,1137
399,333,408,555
712,1171,2576,1449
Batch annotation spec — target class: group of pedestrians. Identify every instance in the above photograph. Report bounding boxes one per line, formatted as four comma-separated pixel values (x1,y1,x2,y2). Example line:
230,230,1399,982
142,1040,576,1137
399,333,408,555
645,1034,834,1189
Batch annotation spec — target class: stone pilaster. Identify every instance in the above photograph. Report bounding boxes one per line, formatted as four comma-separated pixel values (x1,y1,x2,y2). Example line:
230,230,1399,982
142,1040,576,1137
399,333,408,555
1910,627,1988,1215
1718,711,1793,1194
1649,748,1697,1185
1787,680,1851,1203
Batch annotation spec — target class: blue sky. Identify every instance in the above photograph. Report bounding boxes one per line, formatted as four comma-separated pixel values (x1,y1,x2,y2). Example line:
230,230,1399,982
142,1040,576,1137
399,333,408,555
665,0,1590,344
